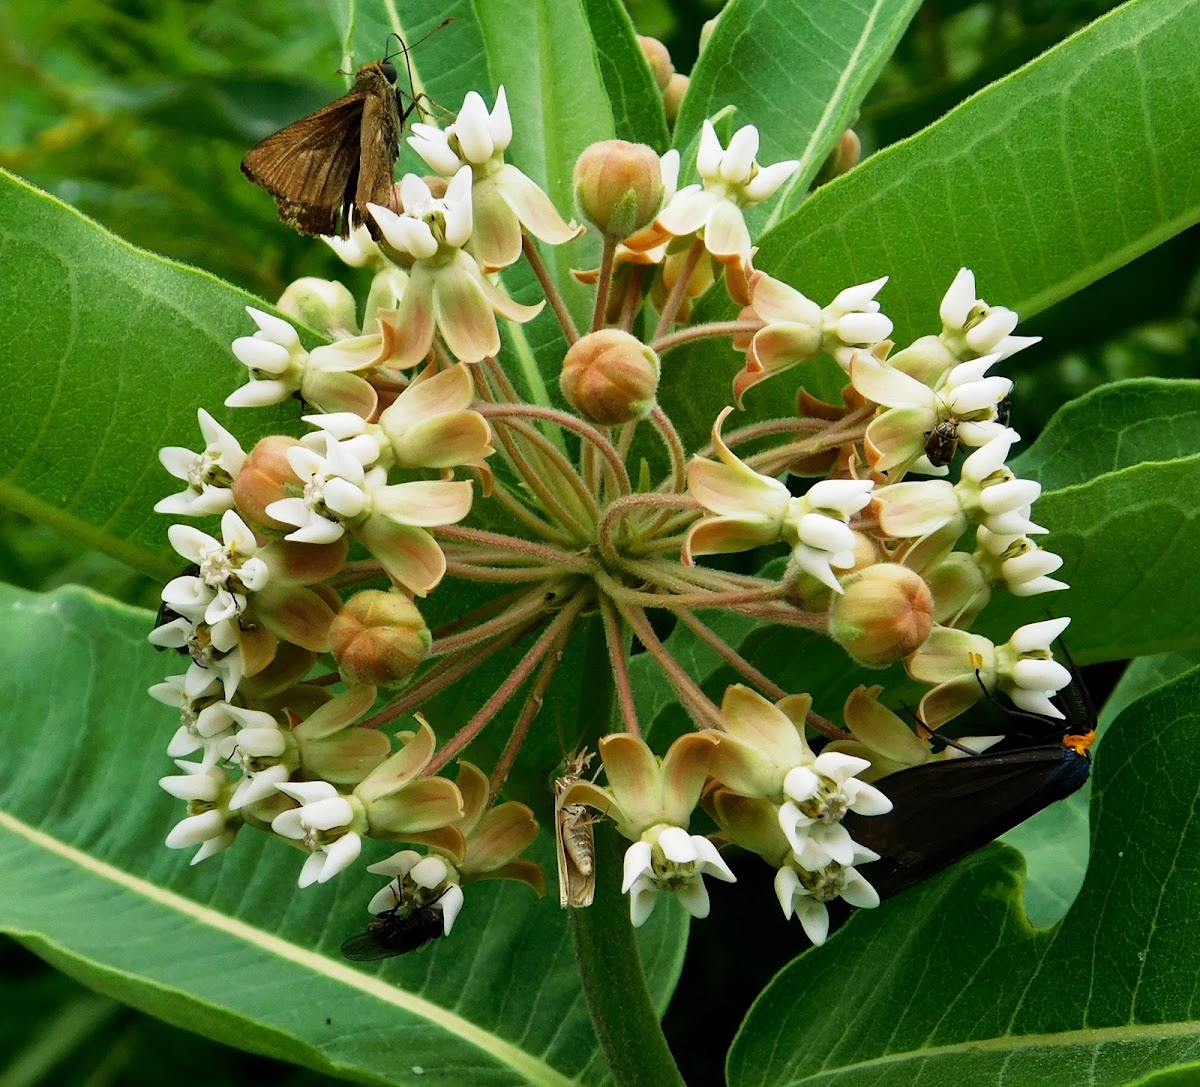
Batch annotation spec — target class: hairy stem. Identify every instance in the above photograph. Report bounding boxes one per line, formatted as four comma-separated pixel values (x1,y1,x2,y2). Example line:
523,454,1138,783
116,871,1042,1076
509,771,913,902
652,238,705,340
599,596,641,737
523,233,579,344
426,594,587,774
592,235,617,333
650,319,761,355
571,827,688,1087
609,594,723,729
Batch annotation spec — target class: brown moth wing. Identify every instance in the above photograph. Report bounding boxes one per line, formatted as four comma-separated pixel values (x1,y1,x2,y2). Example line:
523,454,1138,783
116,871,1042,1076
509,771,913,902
241,96,366,236
241,61,402,238
554,751,597,909
353,76,404,232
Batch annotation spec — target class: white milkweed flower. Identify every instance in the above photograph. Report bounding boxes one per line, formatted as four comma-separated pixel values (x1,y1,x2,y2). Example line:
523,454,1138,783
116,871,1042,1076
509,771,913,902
975,526,1068,596
955,430,1045,536
655,121,798,266
227,306,381,417
821,278,893,370
271,780,364,887
220,716,296,811
775,848,881,945
159,761,238,864
164,510,270,626
155,409,246,517
777,751,892,870
939,267,1040,362
621,824,736,927
407,86,581,271
782,479,876,594
369,167,545,366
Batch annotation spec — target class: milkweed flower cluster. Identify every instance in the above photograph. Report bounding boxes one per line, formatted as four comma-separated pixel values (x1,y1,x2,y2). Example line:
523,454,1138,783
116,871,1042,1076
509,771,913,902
150,62,1072,950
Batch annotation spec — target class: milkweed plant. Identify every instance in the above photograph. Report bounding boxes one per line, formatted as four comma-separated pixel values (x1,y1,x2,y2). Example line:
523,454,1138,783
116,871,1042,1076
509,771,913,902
6,1,1200,1086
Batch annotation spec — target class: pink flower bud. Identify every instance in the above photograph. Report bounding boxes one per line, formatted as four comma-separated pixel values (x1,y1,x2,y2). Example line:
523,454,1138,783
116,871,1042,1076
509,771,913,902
330,590,431,686
574,140,665,240
828,565,934,668
664,74,688,127
560,330,660,425
232,436,304,534
636,35,675,91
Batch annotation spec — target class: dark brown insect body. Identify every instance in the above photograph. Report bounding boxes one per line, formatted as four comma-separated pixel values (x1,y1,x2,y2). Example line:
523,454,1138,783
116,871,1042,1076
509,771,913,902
340,896,446,960
241,59,411,238
923,419,960,467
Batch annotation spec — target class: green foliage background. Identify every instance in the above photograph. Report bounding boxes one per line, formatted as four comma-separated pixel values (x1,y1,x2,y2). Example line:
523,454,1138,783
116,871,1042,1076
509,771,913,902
2,1,1199,1086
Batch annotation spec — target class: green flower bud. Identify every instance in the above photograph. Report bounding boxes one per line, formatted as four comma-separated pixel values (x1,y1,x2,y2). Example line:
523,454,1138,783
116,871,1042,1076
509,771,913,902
560,330,660,425
829,564,934,668
573,140,664,240
276,277,359,339
636,35,675,91
330,590,431,686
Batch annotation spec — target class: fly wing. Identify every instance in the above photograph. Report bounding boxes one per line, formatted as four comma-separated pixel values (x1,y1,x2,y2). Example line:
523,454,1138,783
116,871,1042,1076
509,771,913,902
341,929,401,961
241,96,366,237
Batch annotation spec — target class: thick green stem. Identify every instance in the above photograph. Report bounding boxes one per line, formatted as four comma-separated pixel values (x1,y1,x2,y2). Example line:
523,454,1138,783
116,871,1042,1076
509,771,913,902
570,617,687,1087
571,828,687,1087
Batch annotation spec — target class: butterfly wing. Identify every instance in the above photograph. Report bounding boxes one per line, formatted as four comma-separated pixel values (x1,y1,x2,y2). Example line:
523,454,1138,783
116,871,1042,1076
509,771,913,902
846,744,1091,897
241,95,367,237
352,83,402,229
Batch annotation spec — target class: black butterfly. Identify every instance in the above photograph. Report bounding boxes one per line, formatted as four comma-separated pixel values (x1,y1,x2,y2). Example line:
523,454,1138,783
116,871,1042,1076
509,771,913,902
844,676,1095,898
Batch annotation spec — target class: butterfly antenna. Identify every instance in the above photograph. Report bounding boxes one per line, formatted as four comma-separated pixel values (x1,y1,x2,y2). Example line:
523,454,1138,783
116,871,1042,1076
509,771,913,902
911,712,979,756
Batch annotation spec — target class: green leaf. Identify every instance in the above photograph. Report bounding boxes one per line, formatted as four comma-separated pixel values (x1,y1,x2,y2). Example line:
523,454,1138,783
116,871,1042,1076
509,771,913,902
728,664,1200,1087
1011,377,1200,491
976,456,1200,664
0,583,686,1086
0,168,304,582
759,0,1200,336
579,0,670,150
674,0,922,202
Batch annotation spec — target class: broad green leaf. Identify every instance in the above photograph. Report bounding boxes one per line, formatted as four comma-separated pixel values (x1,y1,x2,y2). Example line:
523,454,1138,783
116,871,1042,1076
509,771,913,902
0,169,302,582
758,0,1200,337
1012,377,1200,491
728,665,1200,1087
976,453,1200,662
660,0,1200,452
579,0,669,150
0,939,328,1087
675,0,922,205
0,584,686,1087
1004,648,1200,927
474,0,611,331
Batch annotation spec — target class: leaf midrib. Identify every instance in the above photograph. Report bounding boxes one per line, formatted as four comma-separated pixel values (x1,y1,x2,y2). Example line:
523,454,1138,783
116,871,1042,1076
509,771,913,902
0,808,574,1087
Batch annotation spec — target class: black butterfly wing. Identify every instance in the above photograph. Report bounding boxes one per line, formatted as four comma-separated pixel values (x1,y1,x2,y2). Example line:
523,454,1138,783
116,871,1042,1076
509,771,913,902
241,95,367,237
846,744,1091,898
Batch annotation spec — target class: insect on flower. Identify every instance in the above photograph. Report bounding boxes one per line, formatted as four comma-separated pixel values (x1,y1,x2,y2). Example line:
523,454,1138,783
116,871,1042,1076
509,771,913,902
923,418,960,468
241,22,450,238
555,750,599,909
845,673,1095,898
340,884,448,960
